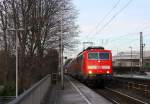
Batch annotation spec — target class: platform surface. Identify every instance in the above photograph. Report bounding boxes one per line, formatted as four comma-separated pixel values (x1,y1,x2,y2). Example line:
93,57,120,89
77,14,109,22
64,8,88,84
46,76,112,104
114,74,150,79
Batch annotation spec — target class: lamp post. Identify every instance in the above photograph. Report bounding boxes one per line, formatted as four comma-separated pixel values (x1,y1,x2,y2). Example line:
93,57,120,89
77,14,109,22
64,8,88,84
6,28,25,97
60,9,64,89
129,46,133,77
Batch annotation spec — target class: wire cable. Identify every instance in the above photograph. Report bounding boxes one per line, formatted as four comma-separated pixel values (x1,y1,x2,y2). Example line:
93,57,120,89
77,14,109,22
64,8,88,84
87,0,121,37
94,0,133,35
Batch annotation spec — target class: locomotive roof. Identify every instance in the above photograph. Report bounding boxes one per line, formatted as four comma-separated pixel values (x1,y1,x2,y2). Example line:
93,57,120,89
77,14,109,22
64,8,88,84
85,46,104,50
77,46,105,56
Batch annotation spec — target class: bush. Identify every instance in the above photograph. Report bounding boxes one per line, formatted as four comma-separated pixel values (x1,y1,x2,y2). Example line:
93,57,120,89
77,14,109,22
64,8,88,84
0,83,15,96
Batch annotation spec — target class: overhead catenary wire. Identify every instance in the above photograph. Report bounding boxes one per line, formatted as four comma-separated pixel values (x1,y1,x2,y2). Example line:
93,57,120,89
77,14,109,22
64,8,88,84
94,0,133,36
84,0,133,42
85,28,150,50
79,0,150,53
90,0,150,47
87,28,150,47
105,32,138,44
87,0,121,37
106,32,150,54
104,24,150,45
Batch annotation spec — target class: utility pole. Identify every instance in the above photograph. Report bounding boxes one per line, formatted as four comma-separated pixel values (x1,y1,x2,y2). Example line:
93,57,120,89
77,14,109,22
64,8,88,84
102,39,104,46
117,48,118,55
15,30,18,97
6,28,25,97
60,10,64,90
139,32,145,74
129,46,133,77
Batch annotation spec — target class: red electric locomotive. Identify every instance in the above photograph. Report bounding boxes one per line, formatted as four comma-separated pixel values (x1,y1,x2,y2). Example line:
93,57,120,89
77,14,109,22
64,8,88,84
67,46,113,87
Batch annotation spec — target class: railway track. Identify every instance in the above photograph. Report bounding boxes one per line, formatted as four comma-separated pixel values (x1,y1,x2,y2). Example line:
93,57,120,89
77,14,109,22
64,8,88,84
0,96,15,104
95,87,149,104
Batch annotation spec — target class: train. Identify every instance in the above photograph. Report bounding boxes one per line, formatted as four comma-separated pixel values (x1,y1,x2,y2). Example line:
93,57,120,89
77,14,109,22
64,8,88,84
66,46,113,87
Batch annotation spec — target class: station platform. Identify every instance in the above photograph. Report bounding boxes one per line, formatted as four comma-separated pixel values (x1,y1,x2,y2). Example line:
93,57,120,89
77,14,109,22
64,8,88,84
114,74,150,80
46,76,112,104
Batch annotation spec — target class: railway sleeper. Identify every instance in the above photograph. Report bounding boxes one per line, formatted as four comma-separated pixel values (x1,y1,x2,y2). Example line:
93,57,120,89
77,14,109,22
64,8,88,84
144,90,150,97
127,82,150,97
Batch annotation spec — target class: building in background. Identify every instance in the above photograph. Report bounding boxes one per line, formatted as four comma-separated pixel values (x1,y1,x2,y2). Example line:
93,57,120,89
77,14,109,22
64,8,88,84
113,51,150,70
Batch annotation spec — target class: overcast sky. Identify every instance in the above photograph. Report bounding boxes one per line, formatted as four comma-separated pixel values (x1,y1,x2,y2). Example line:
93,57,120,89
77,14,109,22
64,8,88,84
71,0,150,56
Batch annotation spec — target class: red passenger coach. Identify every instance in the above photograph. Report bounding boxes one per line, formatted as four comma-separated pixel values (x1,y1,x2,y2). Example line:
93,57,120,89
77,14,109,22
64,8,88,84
68,46,113,87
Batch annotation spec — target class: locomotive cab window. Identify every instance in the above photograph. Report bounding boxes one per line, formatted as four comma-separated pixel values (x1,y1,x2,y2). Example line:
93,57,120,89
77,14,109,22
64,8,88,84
88,52,99,60
88,52,110,60
99,52,109,60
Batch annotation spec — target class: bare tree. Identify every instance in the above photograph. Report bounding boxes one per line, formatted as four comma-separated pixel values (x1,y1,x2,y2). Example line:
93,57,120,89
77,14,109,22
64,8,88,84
0,0,78,92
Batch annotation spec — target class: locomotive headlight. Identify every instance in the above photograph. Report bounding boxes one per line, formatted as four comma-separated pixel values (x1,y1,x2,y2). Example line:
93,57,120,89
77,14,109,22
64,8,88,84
88,66,97,69
101,65,110,69
89,70,92,74
106,70,110,74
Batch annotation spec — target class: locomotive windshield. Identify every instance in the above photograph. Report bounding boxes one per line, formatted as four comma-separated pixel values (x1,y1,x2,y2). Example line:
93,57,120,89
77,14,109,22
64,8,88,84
88,52,99,59
99,52,109,59
88,52,109,60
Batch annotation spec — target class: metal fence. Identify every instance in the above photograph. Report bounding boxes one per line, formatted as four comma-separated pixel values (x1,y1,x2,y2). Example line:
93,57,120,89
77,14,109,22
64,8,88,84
8,74,51,104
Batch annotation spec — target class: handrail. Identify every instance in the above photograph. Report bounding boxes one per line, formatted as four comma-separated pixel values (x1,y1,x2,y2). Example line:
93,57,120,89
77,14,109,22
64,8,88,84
8,74,51,104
